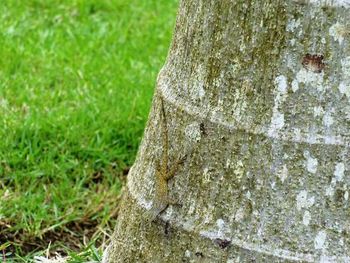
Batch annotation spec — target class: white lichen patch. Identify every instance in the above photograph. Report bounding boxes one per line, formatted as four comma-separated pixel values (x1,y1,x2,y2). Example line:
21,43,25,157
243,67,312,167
293,128,302,141
296,190,315,211
304,151,318,174
234,207,245,222
197,84,205,98
287,18,301,32
341,57,350,78
270,181,276,189
277,164,289,183
322,112,334,128
334,162,345,182
268,76,288,136
275,75,288,96
269,112,285,132
344,191,349,201
291,79,299,92
338,81,350,98
319,255,337,263
303,210,312,226
313,106,324,117
314,230,327,250
338,57,350,102
290,38,296,46
309,0,350,8
184,250,192,258
185,122,201,142
216,218,228,236
325,178,337,197
329,22,347,44
295,68,325,92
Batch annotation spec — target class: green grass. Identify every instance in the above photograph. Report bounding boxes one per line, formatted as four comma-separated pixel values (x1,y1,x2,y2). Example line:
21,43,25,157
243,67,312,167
0,0,178,261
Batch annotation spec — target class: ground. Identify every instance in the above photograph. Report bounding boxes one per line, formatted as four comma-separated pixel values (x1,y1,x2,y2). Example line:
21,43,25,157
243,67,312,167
0,0,178,261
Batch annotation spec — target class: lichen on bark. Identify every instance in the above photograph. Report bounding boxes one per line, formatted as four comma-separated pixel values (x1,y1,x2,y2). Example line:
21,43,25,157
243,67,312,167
103,0,350,262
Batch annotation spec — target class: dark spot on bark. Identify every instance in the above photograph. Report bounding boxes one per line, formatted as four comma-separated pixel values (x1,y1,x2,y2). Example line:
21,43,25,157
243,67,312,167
334,188,345,205
164,221,171,236
195,252,204,258
341,229,349,237
200,122,207,136
302,53,325,73
214,238,231,249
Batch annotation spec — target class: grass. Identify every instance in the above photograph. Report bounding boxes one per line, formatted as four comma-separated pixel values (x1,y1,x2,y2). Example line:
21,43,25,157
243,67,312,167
0,0,178,261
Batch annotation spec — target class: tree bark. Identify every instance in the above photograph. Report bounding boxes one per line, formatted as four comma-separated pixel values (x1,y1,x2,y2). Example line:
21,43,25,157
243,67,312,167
103,0,350,262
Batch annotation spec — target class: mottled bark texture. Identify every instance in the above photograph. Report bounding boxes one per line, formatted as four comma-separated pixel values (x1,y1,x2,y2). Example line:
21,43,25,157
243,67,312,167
103,0,350,262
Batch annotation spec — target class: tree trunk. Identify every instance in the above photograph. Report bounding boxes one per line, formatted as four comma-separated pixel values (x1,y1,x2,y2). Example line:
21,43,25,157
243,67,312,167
103,0,350,262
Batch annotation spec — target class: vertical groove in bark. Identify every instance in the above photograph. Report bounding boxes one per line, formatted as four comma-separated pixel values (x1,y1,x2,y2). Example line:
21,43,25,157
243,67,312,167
104,0,350,262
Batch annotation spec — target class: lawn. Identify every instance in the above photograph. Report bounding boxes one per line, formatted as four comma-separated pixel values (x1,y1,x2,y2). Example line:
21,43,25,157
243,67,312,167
0,0,178,261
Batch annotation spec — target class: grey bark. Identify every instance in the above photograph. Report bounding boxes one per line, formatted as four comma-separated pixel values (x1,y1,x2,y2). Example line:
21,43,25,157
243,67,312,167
103,0,350,262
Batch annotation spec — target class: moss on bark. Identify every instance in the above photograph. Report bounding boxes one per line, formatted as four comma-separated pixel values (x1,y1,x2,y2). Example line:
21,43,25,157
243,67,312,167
104,1,350,262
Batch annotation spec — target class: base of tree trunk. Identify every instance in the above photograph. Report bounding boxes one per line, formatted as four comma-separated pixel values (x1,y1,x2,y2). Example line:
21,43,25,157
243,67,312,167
103,189,332,263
